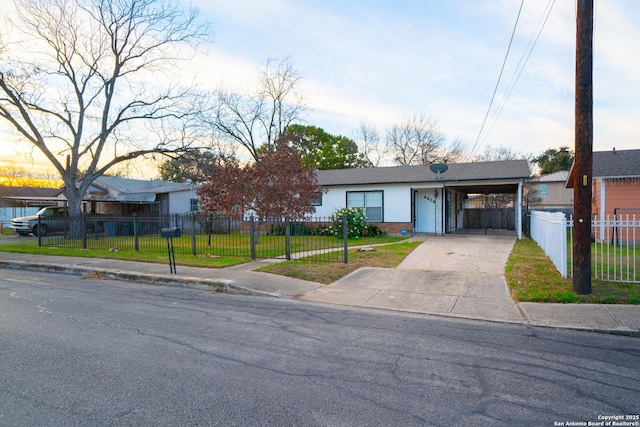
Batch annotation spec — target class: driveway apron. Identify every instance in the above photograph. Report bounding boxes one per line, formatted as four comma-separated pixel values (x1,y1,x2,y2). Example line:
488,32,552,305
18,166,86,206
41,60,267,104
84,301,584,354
299,234,525,323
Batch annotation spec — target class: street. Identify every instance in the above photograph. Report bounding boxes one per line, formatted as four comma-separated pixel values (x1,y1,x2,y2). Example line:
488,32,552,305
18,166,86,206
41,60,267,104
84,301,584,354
1,269,638,426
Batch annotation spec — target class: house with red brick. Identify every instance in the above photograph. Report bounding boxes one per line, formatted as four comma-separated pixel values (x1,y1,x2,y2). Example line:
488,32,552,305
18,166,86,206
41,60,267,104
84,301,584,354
567,148,640,220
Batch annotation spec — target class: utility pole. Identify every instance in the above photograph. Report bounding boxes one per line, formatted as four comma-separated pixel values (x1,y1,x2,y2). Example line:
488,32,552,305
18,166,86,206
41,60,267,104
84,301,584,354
573,0,593,294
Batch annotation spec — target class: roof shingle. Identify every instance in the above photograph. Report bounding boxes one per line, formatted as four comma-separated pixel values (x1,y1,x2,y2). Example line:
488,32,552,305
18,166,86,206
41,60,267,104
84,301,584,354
316,160,530,186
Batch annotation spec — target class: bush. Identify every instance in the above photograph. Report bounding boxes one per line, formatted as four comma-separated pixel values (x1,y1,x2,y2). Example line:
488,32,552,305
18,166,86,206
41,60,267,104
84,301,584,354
312,225,333,236
268,222,313,236
361,224,385,237
330,207,366,239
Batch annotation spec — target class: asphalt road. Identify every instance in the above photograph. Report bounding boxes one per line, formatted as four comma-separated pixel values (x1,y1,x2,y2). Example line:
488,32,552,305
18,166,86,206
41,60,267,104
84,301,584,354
1,269,639,426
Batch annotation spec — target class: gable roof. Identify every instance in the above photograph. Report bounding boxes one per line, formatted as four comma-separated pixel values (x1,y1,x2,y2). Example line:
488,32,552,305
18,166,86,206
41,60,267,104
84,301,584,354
593,148,640,178
531,170,569,183
316,160,530,187
566,148,640,187
77,176,193,203
0,186,60,199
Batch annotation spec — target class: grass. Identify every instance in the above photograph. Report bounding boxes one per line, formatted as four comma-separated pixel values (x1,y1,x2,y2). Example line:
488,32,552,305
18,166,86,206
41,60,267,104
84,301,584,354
256,240,424,284
506,237,640,304
2,233,638,304
0,234,407,269
0,239,250,268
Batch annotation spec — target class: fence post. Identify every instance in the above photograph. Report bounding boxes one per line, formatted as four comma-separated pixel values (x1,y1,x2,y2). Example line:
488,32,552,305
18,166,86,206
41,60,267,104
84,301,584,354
191,214,197,256
134,213,139,252
37,215,42,246
285,217,291,261
343,214,348,264
82,216,87,249
250,216,256,260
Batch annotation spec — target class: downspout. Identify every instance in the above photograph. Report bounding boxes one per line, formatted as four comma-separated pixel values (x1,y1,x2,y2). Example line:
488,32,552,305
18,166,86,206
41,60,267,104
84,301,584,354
441,182,446,235
516,180,522,239
599,179,605,241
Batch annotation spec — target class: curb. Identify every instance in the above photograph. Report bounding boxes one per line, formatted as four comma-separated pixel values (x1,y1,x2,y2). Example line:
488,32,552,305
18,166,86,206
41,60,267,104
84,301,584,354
1,260,638,337
0,260,228,291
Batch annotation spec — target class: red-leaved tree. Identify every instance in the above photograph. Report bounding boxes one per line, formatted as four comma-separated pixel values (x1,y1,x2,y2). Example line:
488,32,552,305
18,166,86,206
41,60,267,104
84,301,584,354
198,144,321,220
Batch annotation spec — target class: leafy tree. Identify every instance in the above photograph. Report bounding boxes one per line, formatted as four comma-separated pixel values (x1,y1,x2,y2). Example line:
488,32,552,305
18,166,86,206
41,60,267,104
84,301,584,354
158,150,219,184
198,144,320,220
532,146,574,175
211,57,306,161
283,124,365,170
0,0,211,235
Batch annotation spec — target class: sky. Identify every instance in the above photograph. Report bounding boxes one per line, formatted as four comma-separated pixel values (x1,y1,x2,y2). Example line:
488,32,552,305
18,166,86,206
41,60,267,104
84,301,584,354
1,0,639,176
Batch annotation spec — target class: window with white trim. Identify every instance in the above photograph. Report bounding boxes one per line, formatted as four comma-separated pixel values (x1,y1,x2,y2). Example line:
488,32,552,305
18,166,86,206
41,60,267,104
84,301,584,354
538,184,548,197
347,191,383,222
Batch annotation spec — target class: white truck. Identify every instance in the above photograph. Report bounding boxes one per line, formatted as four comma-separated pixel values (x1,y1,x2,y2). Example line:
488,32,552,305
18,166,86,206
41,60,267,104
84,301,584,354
11,206,68,236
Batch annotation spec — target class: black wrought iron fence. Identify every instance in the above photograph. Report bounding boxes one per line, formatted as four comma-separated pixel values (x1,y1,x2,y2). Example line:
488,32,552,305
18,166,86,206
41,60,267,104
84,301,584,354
38,213,348,263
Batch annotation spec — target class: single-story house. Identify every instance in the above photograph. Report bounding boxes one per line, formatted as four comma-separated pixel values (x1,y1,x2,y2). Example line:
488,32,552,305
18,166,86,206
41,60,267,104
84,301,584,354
567,148,640,243
0,186,62,223
527,170,573,214
314,159,531,238
77,176,197,216
566,148,640,220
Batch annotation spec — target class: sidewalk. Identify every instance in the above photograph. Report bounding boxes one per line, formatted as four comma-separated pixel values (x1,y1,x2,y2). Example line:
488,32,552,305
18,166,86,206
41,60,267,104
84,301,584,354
0,236,638,337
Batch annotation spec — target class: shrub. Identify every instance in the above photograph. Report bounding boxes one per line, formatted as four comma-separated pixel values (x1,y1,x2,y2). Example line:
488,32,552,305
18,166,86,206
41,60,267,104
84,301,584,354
330,207,366,239
361,224,385,237
312,225,334,236
268,222,313,236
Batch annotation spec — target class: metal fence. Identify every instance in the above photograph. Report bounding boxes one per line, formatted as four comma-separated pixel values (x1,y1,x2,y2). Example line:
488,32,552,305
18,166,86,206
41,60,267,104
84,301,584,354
568,214,639,283
37,213,349,263
530,211,639,283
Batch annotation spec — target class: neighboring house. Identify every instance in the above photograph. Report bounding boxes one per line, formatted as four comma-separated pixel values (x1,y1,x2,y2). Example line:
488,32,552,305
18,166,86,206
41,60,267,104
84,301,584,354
567,148,640,242
0,186,61,223
567,148,640,220
78,176,197,216
314,159,530,238
527,170,573,213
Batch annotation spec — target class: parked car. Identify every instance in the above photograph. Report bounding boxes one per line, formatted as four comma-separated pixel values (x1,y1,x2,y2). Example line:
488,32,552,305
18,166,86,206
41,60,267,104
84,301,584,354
10,206,105,237
10,206,68,236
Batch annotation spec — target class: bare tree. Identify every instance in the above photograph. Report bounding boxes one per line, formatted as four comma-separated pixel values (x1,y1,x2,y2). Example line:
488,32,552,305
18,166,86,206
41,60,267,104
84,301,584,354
472,144,533,210
0,0,211,233
211,57,306,161
0,161,27,186
352,122,388,167
385,115,446,166
434,137,467,164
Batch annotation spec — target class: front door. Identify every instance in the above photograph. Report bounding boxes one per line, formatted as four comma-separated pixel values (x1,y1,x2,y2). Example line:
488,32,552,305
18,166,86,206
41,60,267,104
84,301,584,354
414,189,437,233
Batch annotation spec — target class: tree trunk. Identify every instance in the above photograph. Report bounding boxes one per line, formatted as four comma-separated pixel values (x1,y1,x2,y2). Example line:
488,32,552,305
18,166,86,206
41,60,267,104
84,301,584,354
65,186,84,240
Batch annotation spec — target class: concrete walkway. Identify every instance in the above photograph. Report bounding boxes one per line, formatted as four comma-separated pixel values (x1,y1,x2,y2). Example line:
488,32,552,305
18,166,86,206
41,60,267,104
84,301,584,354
300,235,524,323
0,234,638,336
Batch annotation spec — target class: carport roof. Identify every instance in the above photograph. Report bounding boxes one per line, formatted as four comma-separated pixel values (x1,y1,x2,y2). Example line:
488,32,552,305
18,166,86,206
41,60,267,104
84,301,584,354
316,159,530,187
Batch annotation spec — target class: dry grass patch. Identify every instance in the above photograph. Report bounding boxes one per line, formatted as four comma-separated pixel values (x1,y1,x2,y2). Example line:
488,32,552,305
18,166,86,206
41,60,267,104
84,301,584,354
256,241,422,284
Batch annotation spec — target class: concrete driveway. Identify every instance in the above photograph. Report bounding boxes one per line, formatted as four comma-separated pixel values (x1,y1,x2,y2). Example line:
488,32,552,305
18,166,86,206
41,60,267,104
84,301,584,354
299,234,524,323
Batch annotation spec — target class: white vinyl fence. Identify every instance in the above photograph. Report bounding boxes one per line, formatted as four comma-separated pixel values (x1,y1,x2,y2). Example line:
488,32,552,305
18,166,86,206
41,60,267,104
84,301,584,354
531,211,640,283
530,211,567,278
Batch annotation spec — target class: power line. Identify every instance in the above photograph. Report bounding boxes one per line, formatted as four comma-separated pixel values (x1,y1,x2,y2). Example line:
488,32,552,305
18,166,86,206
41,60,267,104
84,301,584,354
469,0,525,158
479,0,556,149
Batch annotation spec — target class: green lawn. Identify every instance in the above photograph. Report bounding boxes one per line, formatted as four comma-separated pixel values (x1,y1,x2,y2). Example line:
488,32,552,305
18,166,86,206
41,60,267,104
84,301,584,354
0,234,407,268
507,238,639,304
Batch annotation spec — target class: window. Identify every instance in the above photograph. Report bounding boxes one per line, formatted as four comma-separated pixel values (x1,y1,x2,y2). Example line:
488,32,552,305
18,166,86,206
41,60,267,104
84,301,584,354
538,184,548,197
347,191,383,222
310,192,322,206
190,198,198,212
